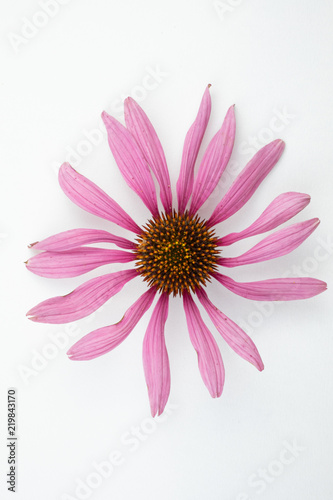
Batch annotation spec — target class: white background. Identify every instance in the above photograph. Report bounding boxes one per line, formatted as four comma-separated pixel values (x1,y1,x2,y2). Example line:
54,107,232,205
1,1,333,499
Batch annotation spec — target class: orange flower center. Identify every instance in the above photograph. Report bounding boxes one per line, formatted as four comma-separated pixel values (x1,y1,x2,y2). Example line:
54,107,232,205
135,211,220,296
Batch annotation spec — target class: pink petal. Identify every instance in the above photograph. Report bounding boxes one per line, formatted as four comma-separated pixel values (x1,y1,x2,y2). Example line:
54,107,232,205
208,139,285,227
124,97,172,214
214,273,327,300
197,288,264,371
218,218,319,267
183,291,224,397
59,163,141,234
142,293,170,417
67,288,156,360
26,247,136,278
189,105,236,215
29,228,136,252
217,192,310,246
177,86,212,214
26,269,137,324
102,111,159,217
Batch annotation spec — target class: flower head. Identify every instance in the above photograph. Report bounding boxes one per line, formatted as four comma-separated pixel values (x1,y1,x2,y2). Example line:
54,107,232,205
27,86,327,416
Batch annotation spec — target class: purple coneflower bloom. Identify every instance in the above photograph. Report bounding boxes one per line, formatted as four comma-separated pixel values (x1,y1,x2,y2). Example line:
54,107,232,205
27,86,326,416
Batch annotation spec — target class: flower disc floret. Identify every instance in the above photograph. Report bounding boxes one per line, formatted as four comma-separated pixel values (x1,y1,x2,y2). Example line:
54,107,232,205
135,211,220,295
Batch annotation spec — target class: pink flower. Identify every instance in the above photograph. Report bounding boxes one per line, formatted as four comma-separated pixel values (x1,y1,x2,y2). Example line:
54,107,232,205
26,86,327,416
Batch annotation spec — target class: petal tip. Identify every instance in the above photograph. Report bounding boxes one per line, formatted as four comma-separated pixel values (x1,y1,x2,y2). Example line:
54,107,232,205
271,138,285,149
257,361,265,372
59,162,74,176
226,104,236,116
214,388,223,398
125,96,134,105
101,110,110,124
303,193,311,205
312,218,321,230
150,407,158,418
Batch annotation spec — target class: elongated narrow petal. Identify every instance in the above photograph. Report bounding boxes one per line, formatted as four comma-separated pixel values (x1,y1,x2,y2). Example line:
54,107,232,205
59,163,141,233
218,218,319,267
143,293,170,417
183,291,224,397
67,289,156,360
208,139,285,227
102,111,159,217
197,288,264,370
124,97,172,214
177,86,212,213
190,105,236,215
26,247,135,278
214,273,327,300
217,192,310,246
26,269,138,323
29,228,136,252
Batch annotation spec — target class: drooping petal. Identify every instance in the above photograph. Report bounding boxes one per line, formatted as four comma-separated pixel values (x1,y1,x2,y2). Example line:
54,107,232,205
102,111,159,217
218,218,320,267
59,163,141,233
29,228,136,252
177,86,212,214
67,288,156,360
189,105,236,215
142,293,170,417
124,97,172,214
26,247,135,278
197,288,264,371
217,192,310,246
26,269,138,323
214,273,327,300
183,291,224,397
207,139,285,227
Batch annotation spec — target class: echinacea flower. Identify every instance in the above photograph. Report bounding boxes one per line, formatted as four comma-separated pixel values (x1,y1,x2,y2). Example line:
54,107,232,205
26,86,327,416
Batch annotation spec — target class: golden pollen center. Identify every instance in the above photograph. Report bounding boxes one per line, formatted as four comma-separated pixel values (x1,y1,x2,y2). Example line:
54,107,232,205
135,211,220,296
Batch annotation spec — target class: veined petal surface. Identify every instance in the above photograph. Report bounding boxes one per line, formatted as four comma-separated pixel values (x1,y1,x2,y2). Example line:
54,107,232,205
67,288,156,360
143,293,170,417
218,218,319,267
26,247,135,278
217,192,310,246
208,139,285,227
177,86,211,213
124,97,172,213
190,105,235,215
197,288,264,371
183,291,224,397
102,111,159,217
30,228,136,251
27,269,138,323
59,163,141,233
214,273,327,300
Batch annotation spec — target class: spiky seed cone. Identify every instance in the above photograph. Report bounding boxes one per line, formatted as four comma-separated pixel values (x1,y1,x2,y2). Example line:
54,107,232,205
135,211,220,296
